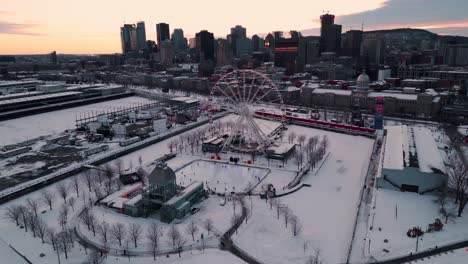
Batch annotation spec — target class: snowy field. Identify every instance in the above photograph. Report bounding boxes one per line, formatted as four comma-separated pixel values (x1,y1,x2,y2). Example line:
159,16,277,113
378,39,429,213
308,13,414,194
234,125,375,264
364,189,468,261
176,160,270,193
0,96,153,146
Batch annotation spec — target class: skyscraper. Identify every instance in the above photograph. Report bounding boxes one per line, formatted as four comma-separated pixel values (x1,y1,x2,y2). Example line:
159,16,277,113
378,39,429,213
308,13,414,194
361,33,385,65
228,25,247,57
120,24,137,54
341,30,363,58
156,23,170,46
319,13,342,54
274,31,301,75
136,21,147,51
160,40,175,65
216,39,232,66
252,35,264,51
171,29,187,51
195,30,215,62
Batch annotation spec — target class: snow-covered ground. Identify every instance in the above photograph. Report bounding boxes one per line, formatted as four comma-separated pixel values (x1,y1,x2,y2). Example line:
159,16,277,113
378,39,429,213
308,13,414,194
108,248,246,264
0,96,153,146
365,189,468,261
234,125,375,264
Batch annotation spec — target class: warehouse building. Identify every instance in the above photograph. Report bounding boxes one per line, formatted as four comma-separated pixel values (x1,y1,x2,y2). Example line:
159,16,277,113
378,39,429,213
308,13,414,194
377,125,448,194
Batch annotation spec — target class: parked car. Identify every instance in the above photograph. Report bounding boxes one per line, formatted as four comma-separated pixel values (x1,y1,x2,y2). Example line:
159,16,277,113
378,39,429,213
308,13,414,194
190,207,200,214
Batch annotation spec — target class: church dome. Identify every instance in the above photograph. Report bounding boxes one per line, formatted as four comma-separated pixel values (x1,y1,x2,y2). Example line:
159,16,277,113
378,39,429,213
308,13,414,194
356,71,370,90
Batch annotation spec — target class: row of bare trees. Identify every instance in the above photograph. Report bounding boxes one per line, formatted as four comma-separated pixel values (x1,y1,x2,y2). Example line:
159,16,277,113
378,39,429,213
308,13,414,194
269,198,303,236
80,207,215,259
5,202,77,262
293,135,329,170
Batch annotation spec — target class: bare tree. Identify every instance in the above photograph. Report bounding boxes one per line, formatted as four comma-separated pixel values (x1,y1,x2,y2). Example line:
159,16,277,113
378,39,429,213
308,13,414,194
306,249,323,264
113,159,124,175
320,135,329,152
34,217,47,243
104,179,113,196
306,137,317,157
26,211,37,237
129,223,143,248
146,222,162,260
18,205,29,232
138,155,143,167
288,131,297,144
203,218,214,236
174,235,186,257
167,140,175,153
167,224,180,247
26,197,40,217
56,231,73,259
40,190,55,211
97,221,110,243
294,151,305,169
281,206,291,228
439,207,457,224
298,134,307,147
103,163,115,181
448,156,468,217
45,228,58,251
81,207,91,230
83,170,94,192
290,215,303,236
68,197,76,212
5,205,22,226
110,223,127,246
56,182,69,203
58,204,69,230
113,179,123,191
186,220,199,241
71,176,80,197
434,189,448,210
96,171,104,186
273,199,282,220
88,213,97,236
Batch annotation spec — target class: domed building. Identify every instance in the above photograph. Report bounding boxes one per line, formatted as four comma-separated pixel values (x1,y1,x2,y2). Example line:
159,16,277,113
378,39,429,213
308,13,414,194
356,70,370,90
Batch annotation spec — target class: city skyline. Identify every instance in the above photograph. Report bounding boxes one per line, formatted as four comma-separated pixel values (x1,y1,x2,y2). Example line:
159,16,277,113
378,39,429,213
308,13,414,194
1,0,467,54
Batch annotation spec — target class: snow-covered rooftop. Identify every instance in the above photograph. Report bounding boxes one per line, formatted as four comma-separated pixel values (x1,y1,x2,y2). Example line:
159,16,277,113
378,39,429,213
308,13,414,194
171,96,199,104
413,127,446,173
383,125,446,174
368,92,418,100
267,142,296,155
312,88,352,96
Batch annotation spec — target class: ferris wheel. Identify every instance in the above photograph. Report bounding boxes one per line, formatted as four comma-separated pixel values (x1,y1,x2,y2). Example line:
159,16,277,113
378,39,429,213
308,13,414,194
210,69,285,153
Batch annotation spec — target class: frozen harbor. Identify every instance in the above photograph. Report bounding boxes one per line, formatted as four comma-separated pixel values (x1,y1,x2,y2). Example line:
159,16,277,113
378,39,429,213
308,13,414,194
0,96,153,146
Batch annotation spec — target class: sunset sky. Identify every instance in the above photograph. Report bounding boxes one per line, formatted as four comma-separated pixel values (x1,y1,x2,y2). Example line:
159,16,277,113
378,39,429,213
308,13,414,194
1,0,467,55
